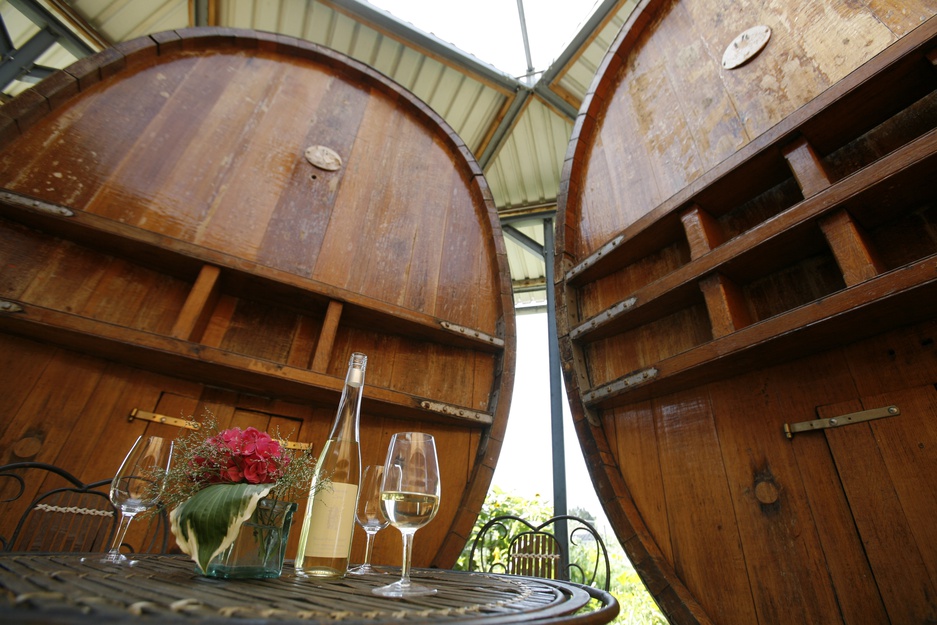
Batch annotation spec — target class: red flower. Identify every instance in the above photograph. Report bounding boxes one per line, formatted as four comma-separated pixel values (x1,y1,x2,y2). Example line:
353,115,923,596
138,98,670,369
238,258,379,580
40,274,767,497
185,426,287,487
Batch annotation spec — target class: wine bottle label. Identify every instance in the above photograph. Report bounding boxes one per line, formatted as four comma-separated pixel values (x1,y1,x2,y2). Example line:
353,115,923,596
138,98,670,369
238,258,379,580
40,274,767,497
302,482,359,557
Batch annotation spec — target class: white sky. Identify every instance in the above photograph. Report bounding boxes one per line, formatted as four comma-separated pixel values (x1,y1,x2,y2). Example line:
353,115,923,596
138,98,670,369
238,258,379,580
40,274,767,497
366,0,601,79
492,312,604,522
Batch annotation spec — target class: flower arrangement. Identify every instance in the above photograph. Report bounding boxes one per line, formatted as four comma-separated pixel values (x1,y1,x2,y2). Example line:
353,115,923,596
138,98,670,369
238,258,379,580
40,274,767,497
164,417,318,573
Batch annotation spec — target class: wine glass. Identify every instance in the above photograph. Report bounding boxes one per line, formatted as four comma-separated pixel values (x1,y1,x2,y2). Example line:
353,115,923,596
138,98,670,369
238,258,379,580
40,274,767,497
372,432,440,597
89,435,173,565
348,464,388,575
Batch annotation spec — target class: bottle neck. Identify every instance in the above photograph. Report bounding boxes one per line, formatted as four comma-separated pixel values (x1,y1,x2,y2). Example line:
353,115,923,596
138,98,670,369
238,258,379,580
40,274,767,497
330,377,363,442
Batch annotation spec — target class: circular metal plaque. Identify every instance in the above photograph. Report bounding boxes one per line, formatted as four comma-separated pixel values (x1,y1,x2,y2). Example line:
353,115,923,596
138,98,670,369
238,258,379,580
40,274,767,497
304,145,343,171
722,25,771,69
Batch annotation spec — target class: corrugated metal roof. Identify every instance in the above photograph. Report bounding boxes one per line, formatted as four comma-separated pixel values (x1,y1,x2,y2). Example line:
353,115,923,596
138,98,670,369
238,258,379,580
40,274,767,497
0,0,639,306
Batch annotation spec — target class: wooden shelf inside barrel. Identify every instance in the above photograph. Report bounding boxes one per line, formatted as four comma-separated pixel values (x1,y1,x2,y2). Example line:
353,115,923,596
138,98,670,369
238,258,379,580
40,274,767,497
562,21,937,401
569,127,937,347
0,190,504,355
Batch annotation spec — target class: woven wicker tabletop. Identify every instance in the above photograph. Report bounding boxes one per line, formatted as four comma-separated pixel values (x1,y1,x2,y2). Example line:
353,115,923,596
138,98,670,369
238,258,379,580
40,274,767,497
0,555,618,624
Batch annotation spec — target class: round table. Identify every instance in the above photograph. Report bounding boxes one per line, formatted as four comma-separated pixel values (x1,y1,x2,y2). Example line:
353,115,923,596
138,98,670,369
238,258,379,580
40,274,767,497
0,554,619,624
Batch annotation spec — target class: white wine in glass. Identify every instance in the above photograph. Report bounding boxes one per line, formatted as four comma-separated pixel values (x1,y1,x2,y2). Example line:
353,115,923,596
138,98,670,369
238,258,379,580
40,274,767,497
372,432,440,597
88,435,173,565
347,464,388,575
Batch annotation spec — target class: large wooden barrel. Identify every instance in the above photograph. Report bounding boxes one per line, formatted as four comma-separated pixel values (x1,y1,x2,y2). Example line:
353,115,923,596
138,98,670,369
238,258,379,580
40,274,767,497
0,28,515,569
557,1,937,624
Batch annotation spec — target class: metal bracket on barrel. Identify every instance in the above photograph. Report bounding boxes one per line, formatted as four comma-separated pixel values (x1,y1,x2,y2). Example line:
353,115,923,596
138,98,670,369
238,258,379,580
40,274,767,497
420,400,493,425
439,321,504,347
0,190,74,217
582,367,659,405
784,405,899,439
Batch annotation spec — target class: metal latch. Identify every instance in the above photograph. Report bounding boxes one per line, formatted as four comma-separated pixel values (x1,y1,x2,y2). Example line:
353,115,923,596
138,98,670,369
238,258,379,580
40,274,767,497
128,409,312,450
129,409,200,430
784,405,899,439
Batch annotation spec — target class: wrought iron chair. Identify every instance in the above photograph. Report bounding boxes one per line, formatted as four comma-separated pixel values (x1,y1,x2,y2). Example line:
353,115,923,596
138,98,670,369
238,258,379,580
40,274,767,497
0,462,168,553
467,514,612,591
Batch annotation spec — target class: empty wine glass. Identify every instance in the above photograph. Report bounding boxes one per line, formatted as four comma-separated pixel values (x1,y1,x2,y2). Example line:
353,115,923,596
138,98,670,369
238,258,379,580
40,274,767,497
348,464,388,575
89,435,173,565
372,432,440,597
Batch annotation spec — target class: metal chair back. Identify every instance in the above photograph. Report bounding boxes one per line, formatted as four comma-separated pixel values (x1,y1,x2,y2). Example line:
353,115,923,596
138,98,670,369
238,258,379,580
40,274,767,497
0,462,168,554
467,514,612,591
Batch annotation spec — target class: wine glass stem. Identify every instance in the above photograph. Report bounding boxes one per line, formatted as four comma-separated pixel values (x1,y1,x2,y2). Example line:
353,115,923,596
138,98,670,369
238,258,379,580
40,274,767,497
363,531,376,566
108,511,136,555
399,530,415,586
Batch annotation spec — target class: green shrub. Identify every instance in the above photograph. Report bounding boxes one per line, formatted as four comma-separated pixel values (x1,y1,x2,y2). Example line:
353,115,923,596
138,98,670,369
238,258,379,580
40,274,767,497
457,486,668,624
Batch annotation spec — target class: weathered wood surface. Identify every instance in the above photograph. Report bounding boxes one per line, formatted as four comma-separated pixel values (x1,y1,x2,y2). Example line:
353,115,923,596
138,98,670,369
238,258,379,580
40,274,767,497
557,1,937,623
0,28,515,571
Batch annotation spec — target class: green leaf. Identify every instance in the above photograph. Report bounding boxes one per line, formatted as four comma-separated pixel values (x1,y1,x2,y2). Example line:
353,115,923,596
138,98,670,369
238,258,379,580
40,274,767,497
170,482,274,573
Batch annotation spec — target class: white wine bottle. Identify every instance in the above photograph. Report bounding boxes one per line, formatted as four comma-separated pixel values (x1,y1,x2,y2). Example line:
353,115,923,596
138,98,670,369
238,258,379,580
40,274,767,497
295,352,366,578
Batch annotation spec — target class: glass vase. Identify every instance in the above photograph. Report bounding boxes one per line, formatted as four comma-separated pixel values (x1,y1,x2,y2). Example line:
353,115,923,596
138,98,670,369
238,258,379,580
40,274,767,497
204,498,297,579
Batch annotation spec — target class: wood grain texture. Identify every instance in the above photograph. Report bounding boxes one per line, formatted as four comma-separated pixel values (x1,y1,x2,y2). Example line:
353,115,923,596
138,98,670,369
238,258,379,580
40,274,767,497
790,423,890,625
654,391,757,624
819,390,937,623
0,46,503,334
0,29,514,571
707,355,854,625
569,0,905,257
558,4,937,623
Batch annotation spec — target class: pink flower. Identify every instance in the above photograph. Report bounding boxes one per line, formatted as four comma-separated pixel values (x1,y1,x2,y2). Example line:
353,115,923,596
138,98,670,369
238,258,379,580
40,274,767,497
223,456,244,483
242,457,269,484
217,429,243,454
184,426,288,487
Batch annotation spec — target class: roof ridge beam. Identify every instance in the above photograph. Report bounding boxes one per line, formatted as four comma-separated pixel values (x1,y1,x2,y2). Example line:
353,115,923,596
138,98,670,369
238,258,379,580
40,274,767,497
8,0,100,55
325,0,522,93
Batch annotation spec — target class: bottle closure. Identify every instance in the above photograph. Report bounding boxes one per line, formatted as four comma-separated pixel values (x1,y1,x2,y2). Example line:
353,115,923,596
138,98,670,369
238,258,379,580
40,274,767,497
347,352,367,387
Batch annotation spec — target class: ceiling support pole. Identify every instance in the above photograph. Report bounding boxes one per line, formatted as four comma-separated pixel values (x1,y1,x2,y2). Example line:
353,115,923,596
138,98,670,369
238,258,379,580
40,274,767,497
515,0,535,84
543,216,569,570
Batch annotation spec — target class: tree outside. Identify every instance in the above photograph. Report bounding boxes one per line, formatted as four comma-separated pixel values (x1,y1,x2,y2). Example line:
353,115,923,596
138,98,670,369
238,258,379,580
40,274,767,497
456,486,667,625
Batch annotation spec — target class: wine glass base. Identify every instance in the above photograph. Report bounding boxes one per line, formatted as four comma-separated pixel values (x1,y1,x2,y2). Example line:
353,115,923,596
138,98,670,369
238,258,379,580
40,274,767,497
80,552,140,566
347,564,386,575
372,580,437,597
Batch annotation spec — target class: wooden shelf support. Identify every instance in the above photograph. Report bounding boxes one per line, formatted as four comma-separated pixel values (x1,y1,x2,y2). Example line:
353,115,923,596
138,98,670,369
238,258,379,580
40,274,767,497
171,264,221,341
680,205,724,259
818,209,885,286
311,300,344,373
287,315,319,370
782,137,832,197
699,273,752,338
